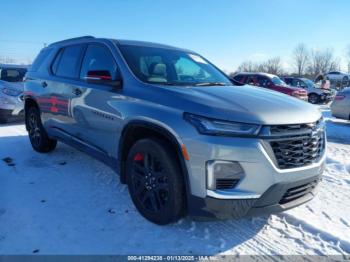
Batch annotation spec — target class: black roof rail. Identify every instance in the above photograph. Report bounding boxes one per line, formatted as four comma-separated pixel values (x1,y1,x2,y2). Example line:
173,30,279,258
49,36,95,46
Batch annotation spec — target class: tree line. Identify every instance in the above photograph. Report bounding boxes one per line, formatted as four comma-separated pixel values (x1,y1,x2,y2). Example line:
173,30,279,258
234,43,350,79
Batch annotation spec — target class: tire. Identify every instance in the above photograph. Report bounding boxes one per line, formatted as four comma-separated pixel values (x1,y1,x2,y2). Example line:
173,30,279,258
126,138,185,225
308,93,320,104
27,107,57,153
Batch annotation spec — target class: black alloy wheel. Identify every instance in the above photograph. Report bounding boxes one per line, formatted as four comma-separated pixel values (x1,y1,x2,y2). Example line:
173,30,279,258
27,107,57,153
126,138,185,225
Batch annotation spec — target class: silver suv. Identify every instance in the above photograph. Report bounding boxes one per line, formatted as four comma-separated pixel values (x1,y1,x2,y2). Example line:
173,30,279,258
24,36,326,224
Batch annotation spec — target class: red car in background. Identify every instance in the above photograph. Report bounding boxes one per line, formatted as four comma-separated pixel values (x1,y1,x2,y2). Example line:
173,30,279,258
232,72,308,101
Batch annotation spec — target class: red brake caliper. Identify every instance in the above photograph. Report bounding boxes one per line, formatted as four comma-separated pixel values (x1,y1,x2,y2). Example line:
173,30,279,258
134,153,144,161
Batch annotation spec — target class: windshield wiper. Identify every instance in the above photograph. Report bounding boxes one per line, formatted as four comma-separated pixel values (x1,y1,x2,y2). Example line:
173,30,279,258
194,82,227,86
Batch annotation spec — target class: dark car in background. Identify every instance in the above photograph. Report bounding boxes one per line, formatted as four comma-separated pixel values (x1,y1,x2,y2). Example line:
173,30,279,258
232,72,308,101
0,64,28,123
282,77,335,104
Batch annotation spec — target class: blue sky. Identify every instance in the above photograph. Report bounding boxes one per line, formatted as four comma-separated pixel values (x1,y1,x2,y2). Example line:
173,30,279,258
1,0,349,72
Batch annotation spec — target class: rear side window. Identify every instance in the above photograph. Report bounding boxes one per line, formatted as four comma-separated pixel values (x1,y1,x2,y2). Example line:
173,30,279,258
31,48,52,72
52,45,84,78
80,44,117,80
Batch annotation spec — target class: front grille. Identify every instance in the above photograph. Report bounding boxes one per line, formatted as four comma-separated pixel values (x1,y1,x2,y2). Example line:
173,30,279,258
267,120,325,169
279,180,319,205
216,179,239,190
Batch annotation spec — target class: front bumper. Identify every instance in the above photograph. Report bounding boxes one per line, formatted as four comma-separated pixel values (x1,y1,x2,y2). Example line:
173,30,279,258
320,93,335,102
182,122,326,219
0,93,24,116
189,173,322,220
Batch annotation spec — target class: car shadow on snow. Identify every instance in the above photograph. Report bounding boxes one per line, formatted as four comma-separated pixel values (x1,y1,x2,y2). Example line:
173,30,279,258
0,132,268,255
0,118,24,126
325,119,350,145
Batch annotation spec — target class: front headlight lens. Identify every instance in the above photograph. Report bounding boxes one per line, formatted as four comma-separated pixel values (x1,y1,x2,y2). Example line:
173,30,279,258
184,113,261,136
2,88,22,97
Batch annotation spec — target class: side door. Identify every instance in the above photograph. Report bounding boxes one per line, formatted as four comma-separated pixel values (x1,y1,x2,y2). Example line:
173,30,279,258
72,43,123,157
40,44,86,137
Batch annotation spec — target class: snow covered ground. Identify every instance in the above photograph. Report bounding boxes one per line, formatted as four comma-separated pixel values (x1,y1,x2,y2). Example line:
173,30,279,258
0,106,350,255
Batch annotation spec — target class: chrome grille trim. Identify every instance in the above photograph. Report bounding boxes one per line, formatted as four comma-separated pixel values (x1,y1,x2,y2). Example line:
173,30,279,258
261,118,326,169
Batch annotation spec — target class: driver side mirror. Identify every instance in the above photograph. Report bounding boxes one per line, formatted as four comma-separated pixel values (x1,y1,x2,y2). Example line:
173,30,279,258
84,70,122,88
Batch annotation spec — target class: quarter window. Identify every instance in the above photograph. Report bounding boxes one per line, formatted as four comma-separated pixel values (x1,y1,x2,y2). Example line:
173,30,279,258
31,48,52,72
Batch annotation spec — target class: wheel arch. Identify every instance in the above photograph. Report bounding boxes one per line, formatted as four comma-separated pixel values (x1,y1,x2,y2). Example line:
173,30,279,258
308,92,319,97
118,120,191,202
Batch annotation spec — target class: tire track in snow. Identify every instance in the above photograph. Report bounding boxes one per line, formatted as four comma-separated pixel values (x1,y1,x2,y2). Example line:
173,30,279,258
279,213,350,255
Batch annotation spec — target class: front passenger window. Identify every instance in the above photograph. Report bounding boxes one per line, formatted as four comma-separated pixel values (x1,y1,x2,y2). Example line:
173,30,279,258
80,44,118,81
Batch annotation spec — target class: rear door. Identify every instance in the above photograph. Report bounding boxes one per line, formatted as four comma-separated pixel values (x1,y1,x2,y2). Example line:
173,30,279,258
42,44,86,137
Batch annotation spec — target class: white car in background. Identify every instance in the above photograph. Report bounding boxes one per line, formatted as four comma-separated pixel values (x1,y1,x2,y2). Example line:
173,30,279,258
325,71,349,83
0,64,28,123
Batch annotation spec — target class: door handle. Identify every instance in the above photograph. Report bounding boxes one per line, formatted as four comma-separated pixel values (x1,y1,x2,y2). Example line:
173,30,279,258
73,88,82,96
41,81,48,88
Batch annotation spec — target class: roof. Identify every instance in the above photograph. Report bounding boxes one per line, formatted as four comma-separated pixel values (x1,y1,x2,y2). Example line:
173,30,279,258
47,36,194,53
115,39,193,52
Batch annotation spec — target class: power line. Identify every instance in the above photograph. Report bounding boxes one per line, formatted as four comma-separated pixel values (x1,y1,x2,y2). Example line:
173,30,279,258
0,39,46,46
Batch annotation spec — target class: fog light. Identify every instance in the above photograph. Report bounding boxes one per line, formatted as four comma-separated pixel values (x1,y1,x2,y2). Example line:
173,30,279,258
206,160,244,190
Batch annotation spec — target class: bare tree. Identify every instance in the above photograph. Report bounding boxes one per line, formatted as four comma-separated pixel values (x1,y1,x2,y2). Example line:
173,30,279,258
236,57,284,75
263,57,283,75
307,48,340,77
237,61,257,72
0,56,16,64
292,43,309,76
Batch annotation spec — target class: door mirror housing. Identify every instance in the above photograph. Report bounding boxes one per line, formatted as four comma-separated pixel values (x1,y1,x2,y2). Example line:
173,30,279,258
84,70,122,88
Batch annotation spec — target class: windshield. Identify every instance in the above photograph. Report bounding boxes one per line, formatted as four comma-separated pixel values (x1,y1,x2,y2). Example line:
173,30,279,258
271,76,287,86
302,78,318,89
0,68,27,82
119,45,232,86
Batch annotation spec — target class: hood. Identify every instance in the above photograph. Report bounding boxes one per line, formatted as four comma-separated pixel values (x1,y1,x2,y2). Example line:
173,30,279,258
0,80,24,92
141,84,321,125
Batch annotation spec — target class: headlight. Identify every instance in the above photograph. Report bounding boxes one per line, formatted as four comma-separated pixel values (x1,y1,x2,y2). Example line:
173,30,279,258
2,88,22,97
184,113,261,136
